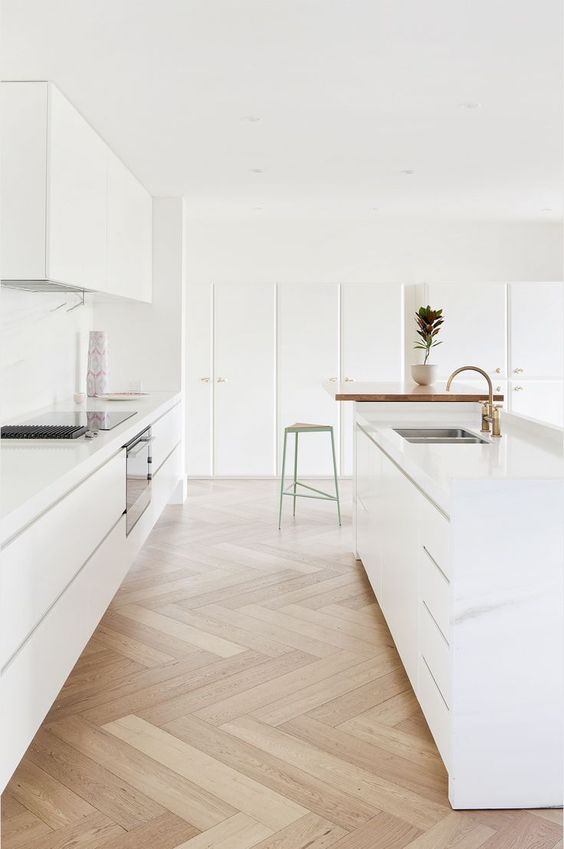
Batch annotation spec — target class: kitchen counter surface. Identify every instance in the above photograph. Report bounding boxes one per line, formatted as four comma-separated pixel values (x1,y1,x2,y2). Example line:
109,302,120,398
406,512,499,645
0,391,181,545
357,407,564,515
326,380,504,402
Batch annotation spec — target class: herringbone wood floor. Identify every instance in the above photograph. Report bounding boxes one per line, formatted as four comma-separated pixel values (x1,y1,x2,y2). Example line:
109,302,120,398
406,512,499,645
2,481,562,849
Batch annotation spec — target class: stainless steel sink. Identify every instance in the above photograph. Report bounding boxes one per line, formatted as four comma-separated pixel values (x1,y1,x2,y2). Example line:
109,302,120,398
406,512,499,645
393,428,489,445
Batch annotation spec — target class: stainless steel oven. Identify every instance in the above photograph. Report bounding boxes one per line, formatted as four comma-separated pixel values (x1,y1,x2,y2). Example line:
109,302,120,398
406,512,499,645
125,426,152,535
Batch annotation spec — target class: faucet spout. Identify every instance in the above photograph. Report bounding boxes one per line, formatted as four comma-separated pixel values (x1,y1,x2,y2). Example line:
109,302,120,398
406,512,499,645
446,365,497,435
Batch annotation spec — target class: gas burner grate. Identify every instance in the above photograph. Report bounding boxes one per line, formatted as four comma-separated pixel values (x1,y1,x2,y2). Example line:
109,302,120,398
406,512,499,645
1,425,88,439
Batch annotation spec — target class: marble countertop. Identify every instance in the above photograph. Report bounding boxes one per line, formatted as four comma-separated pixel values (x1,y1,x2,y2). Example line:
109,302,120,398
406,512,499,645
357,408,564,515
326,380,505,402
0,391,181,545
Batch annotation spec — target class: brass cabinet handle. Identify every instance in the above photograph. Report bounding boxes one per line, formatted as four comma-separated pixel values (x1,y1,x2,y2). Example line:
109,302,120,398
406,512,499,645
344,377,355,382
495,367,502,374
216,377,228,383
328,377,338,382
514,367,524,374
513,385,524,391
495,385,502,392
200,377,210,383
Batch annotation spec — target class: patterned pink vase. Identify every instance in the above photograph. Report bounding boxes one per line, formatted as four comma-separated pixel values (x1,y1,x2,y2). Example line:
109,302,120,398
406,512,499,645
87,331,110,397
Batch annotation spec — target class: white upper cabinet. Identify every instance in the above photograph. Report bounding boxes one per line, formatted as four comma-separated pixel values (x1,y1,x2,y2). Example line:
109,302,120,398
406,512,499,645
107,151,152,302
423,284,507,379
341,284,403,474
510,380,563,427
278,285,339,475
0,82,152,301
214,285,276,476
509,283,563,379
48,85,108,290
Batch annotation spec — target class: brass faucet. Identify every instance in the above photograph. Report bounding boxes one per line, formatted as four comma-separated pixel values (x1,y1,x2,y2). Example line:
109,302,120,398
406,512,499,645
446,365,502,437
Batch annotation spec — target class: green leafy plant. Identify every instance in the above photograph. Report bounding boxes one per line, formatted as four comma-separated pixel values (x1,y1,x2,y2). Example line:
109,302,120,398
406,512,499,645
414,305,444,365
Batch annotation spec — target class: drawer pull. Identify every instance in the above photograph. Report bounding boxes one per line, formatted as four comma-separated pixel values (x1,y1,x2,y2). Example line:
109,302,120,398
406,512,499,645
421,655,449,710
422,545,449,583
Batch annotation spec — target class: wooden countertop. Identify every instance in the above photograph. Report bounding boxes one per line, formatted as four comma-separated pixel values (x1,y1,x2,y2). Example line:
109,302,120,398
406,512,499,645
325,381,505,402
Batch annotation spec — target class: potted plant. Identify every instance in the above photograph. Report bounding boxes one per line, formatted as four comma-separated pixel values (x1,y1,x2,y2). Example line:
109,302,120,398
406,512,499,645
411,305,444,385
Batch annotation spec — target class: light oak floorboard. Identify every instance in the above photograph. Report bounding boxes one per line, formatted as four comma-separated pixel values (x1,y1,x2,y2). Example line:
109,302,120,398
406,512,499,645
2,481,560,849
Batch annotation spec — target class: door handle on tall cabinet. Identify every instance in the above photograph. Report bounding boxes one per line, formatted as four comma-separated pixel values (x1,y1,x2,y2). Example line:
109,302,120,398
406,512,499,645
216,377,228,383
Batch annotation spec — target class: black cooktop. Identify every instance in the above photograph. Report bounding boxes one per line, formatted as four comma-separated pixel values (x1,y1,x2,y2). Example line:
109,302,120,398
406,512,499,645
1,411,137,439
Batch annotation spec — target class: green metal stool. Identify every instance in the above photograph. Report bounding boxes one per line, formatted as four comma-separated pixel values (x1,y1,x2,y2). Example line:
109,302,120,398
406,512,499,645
278,423,341,528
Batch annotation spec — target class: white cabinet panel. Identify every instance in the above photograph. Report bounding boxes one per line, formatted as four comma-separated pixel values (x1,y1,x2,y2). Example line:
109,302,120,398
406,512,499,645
214,285,276,475
510,380,563,427
509,283,564,379
278,285,339,475
47,86,108,289
379,453,420,686
0,451,126,669
423,284,507,379
186,284,212,476
341,285,403,475
0,82,48,279
107,152,152,302
355,427,383,598
1,82,152,301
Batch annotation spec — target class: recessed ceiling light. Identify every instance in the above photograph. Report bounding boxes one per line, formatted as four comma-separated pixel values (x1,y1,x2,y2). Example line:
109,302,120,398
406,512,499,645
369,207,379,212
253,206,264,211
399,169,414,176
459,101,481,109
541,207,553,213
241,115,262,123
250,168,264,174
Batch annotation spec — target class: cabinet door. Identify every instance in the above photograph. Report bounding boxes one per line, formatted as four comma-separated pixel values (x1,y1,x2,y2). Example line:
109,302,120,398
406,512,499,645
186,285,212,476
356,427,384,600
278,285,339,475
214,285,276,475
510,381,564,427
341,285,403,475
107,152,152,302
47,86,107,289
423,284,507,379
510,283,564,379
0,82,48,280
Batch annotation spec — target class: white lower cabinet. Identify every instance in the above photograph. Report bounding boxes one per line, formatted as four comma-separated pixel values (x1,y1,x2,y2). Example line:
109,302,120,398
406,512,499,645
0,400,184,794
0,452,126,669
0,517,127,792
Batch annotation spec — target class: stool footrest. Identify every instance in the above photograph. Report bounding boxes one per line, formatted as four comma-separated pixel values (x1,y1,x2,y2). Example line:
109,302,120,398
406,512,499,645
283,481,338,501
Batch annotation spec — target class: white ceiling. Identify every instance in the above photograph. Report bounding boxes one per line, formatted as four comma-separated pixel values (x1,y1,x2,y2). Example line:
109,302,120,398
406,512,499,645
1,0,562,220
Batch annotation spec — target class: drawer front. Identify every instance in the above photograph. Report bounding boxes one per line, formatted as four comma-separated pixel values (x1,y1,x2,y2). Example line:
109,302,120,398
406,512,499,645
152,403,182,473
420,547,450,640
0,451,126,668
420,602,450,706
420,497,450,578
0,517,127,793
418,654,450,769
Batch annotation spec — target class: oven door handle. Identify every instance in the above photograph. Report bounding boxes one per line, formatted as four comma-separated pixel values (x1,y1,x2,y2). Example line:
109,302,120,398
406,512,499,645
128,436,155,457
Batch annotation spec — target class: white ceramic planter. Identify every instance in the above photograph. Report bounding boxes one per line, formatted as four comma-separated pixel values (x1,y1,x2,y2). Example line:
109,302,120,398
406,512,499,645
411,364,438,386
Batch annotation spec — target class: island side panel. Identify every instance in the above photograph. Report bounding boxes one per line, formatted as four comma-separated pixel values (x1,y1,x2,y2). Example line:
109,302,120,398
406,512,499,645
449,478,564,809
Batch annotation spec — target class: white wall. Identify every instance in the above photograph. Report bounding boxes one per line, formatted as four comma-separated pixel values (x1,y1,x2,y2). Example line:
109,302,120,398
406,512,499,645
184,215,562,285
0,288,92,422
93,197,185,392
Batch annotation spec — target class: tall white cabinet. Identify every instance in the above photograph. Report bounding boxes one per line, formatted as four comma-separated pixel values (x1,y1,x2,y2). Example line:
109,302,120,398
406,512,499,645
214,285,276,476
186,283,404,477
419,282,563,426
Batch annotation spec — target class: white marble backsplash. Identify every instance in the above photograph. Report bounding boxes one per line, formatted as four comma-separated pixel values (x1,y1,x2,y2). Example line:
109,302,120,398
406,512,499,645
0,288,93,422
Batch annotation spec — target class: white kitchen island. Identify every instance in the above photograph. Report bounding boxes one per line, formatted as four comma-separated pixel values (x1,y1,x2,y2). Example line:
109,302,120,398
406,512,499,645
329,382,564,811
